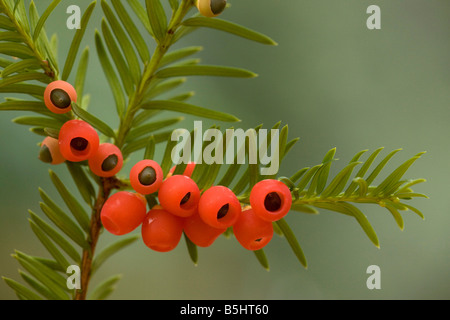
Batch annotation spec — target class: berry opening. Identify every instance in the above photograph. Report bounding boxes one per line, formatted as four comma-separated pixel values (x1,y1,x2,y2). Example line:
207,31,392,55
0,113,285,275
217,203,229,219
210,0,226,15
179,192,197,211
70,137,88,152
138,166,157,186
264,192,282,212
39,145,53,163
180,192,191,206
101,154,119,172
50,88,71,109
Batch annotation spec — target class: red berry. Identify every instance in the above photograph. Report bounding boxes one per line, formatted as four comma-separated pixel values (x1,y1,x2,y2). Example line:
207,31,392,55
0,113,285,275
44,80,77,114
88,143,123,177
129,159,163,195
183,213,226,247
100,191,147,236
233,208,274,251
249,179,292,222
158,175,200,218
198,185,241,229
141,206,184,252
38,136,65,165
168,162,196,178
58,119,99,162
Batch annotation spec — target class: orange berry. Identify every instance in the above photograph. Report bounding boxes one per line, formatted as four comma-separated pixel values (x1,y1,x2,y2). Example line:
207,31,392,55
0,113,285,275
101,191,147,236
183,213,226,247
130,160,164,195
88,143,123,177
58,119,99,162
158,175,200,218
141,207,184,252
44,80,77,114
198,185,241,229
249,179,292,222
38,136,65,165
233,208,274,251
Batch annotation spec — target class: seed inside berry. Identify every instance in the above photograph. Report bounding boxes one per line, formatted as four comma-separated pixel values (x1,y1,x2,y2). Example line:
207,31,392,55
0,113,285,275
70,137,88,151
39,144,53,163
210,0,226,15
101,154,119,172
255,238,263,242
138,166,157,186
264,192,282,212
50,88,71,109
180,192,191,206
217,203,229,219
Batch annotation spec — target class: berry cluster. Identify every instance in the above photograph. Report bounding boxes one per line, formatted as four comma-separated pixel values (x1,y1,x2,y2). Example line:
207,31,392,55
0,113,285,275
103,160,293,253
39,81,124,179
40,80,293,255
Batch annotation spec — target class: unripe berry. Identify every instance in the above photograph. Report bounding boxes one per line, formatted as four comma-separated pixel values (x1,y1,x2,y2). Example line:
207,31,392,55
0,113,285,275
233,208,274,251
58,119,99,162
44,80,77,114
158,175,200,218
198,185,241,229
141,206,184,252
129,159,163,195
249,179,293,222
100,191,147,236
183,213,226,247
38,136,65,165
196,0,227,18
88,143,123,177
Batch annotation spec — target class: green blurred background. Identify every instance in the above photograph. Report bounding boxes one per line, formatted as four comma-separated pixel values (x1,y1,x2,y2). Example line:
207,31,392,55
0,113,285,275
1,0,449,300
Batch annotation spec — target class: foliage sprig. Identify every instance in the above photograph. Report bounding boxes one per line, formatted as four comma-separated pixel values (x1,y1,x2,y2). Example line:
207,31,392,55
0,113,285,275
0,0,426,300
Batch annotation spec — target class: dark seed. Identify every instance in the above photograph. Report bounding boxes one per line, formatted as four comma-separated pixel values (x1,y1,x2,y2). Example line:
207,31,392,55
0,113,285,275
217,203,229,219
70,137,88,151
138,166,157,186
38,144,53,163
210,0,226,15
180,192,191,206
101,154,118,172
50,89,71,109
255,238,263,242
264,192,282,212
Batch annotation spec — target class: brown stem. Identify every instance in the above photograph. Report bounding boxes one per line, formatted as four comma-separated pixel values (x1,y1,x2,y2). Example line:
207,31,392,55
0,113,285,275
74,177,124,300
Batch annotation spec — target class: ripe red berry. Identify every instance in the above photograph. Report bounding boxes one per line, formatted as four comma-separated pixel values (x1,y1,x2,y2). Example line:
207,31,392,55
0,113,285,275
100,191,147,236
88,143,123,177
168,162,196,178
233,208,274,251
198,185,241,229
141,206,184,252
38,136,65,165
249,179,292,222
158,175,200,218
58,119,99,162
129,159,163,195
183,213,226,247
44,80,77,114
